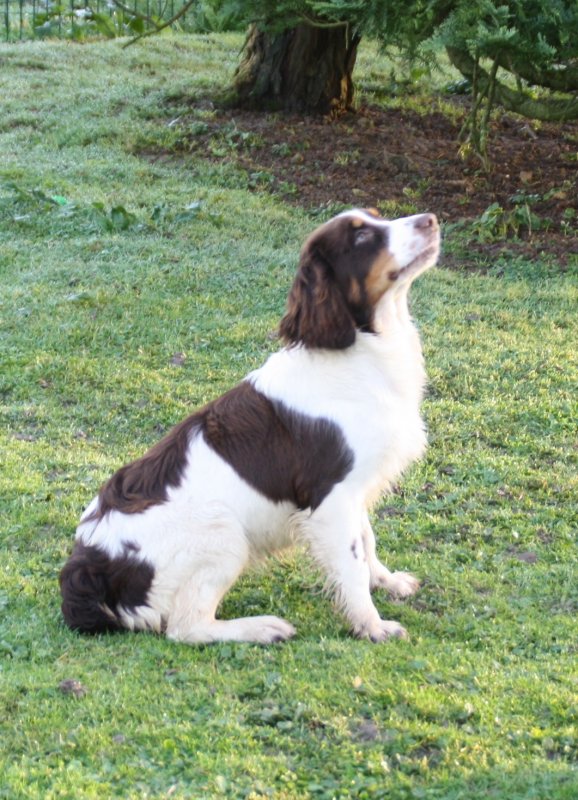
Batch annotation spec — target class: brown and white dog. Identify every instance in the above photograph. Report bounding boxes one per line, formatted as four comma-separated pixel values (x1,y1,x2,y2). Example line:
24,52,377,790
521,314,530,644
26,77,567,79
60,208,440,644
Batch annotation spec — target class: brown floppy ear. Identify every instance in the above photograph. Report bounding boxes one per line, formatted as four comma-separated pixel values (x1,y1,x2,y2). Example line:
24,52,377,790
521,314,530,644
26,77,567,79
279,248,356,350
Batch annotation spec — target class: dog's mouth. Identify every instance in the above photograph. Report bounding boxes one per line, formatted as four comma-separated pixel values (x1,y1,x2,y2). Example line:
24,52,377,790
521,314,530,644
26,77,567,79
405,241,440,272
387,243,440,283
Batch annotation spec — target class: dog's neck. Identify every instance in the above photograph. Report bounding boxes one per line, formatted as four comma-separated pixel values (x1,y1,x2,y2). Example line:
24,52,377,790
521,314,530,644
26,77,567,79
372,283,415,334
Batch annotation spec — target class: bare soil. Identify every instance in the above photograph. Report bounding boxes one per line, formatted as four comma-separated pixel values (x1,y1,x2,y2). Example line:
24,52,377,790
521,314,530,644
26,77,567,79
168,99,578,268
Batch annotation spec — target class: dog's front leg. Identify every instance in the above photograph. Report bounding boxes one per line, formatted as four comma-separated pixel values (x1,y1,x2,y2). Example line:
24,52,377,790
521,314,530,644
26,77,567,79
303,490,408,642
361,512,420,598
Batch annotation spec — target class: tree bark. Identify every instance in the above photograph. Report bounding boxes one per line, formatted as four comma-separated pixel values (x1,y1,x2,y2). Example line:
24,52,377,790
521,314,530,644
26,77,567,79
232,23,361,114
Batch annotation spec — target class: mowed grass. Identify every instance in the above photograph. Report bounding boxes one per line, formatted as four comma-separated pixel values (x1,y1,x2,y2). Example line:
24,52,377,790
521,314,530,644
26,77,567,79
1,34,577,800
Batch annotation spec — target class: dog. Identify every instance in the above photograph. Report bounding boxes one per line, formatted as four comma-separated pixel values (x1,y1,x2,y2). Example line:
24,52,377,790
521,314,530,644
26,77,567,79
60,208,440,644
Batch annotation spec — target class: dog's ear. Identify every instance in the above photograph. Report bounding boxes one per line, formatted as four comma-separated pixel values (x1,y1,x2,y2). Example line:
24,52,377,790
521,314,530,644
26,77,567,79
279,245,357,350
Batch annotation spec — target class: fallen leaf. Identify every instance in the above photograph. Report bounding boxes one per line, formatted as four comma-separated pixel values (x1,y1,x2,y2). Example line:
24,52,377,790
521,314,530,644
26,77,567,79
351,719,380,742
170,352,186,366
58,679,87,698
515,551,538,564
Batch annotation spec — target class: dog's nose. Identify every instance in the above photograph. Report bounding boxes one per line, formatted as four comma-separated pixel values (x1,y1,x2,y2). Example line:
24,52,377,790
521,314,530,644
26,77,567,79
413,213,438,231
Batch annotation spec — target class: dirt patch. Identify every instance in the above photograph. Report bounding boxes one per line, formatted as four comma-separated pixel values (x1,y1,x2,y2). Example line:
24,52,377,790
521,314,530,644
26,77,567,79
159,99,578,267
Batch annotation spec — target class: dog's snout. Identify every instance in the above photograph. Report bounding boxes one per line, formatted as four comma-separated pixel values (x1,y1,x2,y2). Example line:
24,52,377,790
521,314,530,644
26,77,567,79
414,213,438,231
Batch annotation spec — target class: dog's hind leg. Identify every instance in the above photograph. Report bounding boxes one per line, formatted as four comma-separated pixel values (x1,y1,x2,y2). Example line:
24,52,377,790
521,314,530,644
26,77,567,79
361,512,420,599
168,612,296,645
163,516,295,645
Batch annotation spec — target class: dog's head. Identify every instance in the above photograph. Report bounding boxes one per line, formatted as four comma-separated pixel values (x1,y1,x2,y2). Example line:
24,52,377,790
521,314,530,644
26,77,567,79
279,208,440,349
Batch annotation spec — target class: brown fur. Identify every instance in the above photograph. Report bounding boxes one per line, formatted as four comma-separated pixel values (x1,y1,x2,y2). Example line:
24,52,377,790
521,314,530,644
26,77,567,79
88,414,202,519
279,213,396,348
203,382,354,511
59,541,155,633
89,382,354,519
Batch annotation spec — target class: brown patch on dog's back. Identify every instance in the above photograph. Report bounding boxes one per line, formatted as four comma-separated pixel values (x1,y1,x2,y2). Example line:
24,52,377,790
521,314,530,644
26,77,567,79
203,382,354,510
88,383,354,519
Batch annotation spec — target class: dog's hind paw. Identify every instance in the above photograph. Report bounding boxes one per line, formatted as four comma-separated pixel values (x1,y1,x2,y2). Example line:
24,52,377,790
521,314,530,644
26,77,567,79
243,615,297,644
167,615,296,645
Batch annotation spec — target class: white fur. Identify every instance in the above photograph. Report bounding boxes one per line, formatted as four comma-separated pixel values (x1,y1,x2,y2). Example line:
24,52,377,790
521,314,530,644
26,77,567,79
76,211,438,644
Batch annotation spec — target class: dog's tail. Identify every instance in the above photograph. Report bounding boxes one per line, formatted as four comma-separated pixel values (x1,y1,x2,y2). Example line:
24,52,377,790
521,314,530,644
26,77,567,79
60,541,154,634
60,542,125,633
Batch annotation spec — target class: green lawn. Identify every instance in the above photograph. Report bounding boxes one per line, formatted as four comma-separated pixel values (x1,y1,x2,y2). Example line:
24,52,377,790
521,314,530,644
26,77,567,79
0,35,577,800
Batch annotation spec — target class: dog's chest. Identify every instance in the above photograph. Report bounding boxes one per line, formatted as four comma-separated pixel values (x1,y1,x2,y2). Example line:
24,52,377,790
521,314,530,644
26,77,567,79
339,374,427,495
252,335,427,495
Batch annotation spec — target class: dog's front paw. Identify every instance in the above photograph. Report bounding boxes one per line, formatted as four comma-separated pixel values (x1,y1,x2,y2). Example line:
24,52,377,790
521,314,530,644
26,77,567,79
356,619,409,642
372,570,420,599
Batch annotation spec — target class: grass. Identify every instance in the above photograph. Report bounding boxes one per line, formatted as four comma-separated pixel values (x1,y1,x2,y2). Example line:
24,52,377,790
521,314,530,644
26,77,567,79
1,33,577,800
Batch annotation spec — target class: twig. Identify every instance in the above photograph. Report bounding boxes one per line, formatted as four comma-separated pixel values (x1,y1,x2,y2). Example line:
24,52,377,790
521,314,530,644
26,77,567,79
297,12,349,30
107,0,199,47
109,0,159,29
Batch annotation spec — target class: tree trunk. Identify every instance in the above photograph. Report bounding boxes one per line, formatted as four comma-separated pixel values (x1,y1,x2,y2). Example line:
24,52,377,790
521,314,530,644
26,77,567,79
232,23,361,114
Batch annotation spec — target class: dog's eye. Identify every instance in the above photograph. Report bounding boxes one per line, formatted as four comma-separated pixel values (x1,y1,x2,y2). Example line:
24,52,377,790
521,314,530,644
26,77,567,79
353,227,375,246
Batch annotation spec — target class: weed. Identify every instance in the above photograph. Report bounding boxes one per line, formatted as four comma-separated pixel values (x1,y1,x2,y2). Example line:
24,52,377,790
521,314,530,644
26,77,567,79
376,198,420,218
561,208,576,236
467,193,554,242
271,141,292,157
333,149,361,166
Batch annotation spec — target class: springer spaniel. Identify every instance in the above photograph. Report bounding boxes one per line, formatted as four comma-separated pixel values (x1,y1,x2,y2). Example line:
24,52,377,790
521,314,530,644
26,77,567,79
60,208,440,644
